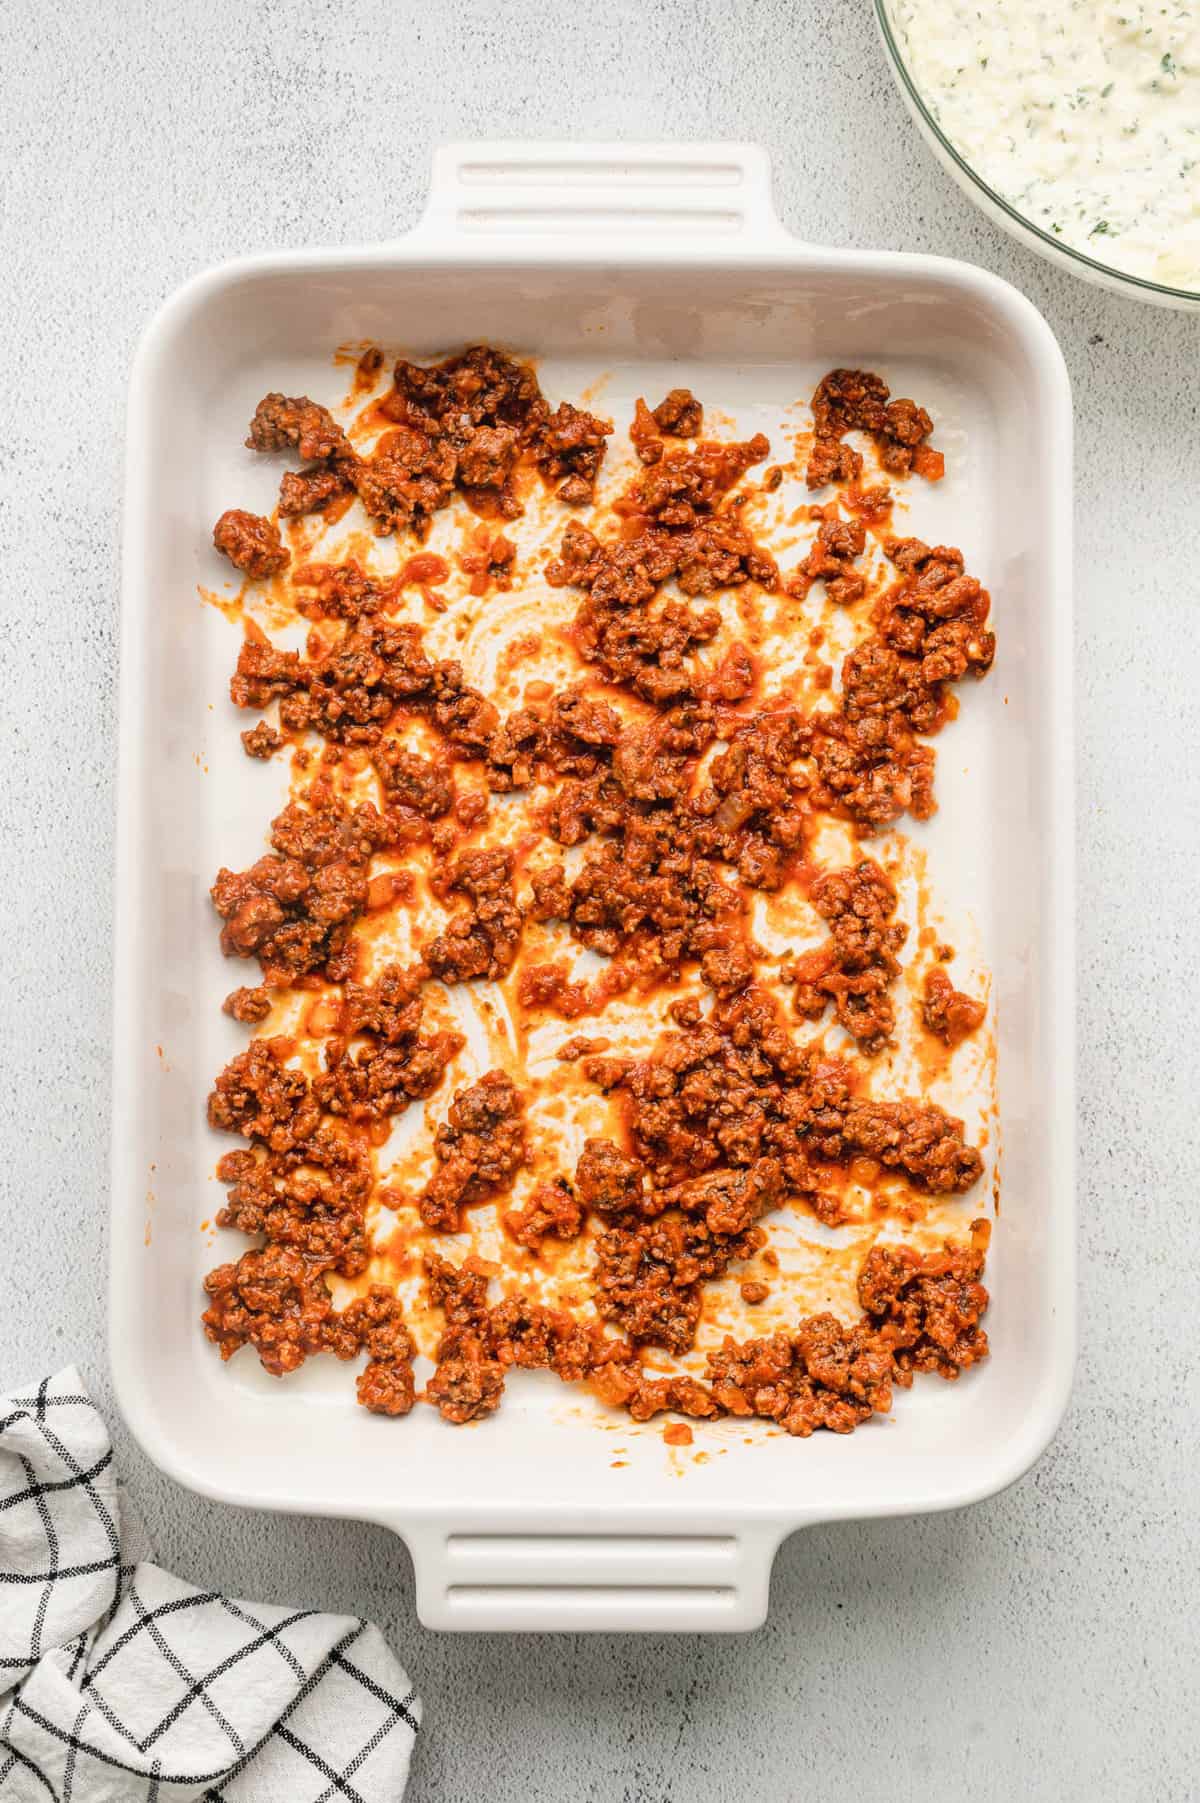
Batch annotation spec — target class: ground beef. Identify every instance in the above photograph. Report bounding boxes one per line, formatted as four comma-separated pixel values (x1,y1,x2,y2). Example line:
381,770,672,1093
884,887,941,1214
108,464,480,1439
227,632,303,709
222,985,272,1024
353,425,459,536
208,1039,321,1151
291,560,393,621
341,1287,417,1416
627,389,704,468
486,687,622,793
456,423,522,493
422,1253,638,1416
211,789,390,985
203,1251,414,1409
503,1178,585,1249
653,388,703,437
806,435,862,489
424,1249,492,1324
426,1339,507,1423
574,1138,647,1215
806,368,944,489
245,393,359,525
858,1221,990,1379
807,535,993,832
838,1098,983,1191
592,1220,704,1354
629,397,665,466
212,509,290,579
230,616,500,757
337,962,424,1041
593,1199,768,1355
531,401,613,505
247,393,352,462
205,346,998,1436
785,860,907,1052
922,966,987,1046
545,434,777,706
557,815,743,991
699,943,755,997
418,1070,527,1232
202,1245,344,1376
373,743,455,818
422,1253,507,1422
596,984,982,1202
414,1214,988,1432
691,708,809,888
278,465,355,517
595,1368,722,1425
241,721,283,759
423,848,522,983
213,1130,372,1277
619,434,769,524
577,589,725,704
554,506,777,605
253,349,613,538
706,1315,896,1436
790,514,868,605
314,1013,463,1122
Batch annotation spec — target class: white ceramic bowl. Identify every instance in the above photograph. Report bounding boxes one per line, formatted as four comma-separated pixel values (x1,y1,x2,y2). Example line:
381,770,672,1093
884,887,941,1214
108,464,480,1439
875,0,1200,312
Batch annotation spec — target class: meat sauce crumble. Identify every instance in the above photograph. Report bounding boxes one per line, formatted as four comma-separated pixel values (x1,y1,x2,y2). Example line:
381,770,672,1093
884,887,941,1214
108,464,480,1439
202,356,996,1438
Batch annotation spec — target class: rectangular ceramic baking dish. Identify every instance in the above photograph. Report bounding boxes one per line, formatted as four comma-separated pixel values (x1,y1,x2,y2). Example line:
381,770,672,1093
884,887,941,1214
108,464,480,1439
111,142,1075,1632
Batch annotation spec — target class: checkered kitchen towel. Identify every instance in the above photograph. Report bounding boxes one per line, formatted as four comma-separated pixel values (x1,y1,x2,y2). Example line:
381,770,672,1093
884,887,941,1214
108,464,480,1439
0,1369,420,1801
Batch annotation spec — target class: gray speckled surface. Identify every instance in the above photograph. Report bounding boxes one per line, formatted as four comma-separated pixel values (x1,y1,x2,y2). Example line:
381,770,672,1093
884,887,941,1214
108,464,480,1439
1,2,1196,1797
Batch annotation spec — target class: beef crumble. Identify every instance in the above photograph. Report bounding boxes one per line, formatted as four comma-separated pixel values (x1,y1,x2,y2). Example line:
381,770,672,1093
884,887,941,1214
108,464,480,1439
545,432,777,705
653,388,703,438
418,1070,528,1232
211,787,392,986
591,1164,776,1354
213,509,290,579
223,984,272,1024
588,985,982,1205
415,1222,990,1434
423,848,522,983
628,390,704,466
807,534,994,832
857,1219,991,1380
921,966,987,1047
229,616,499,755
314,1009,463,1123
244,348,612,539
705,1315,896,1437
790,514,868,605
503,1178,586,1250
806,368,945,490
784,860,907,1052
241,721,283,760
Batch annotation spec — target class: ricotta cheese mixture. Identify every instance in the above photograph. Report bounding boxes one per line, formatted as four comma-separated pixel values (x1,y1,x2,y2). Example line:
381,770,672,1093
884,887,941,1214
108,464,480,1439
887,0,1200,288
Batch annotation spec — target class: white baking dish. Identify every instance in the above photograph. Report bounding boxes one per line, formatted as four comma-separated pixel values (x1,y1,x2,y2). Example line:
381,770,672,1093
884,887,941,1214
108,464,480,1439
111,143,1075,1633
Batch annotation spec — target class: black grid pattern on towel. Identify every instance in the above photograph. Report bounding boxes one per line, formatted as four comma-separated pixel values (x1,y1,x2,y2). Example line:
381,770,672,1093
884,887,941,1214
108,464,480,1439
1,1372,419,1800
0,1379,121,1676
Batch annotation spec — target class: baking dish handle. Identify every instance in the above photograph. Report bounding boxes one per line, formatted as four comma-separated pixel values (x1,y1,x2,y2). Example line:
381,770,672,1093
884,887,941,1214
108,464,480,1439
411,141,798,255
397,1516,787,1633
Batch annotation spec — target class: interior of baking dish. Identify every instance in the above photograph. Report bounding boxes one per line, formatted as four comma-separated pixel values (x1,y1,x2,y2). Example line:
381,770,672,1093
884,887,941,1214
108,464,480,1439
113,151,1073,1630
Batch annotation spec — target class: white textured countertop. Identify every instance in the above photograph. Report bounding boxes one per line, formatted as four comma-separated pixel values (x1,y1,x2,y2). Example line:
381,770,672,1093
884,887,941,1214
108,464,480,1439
1,3,1195,1797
